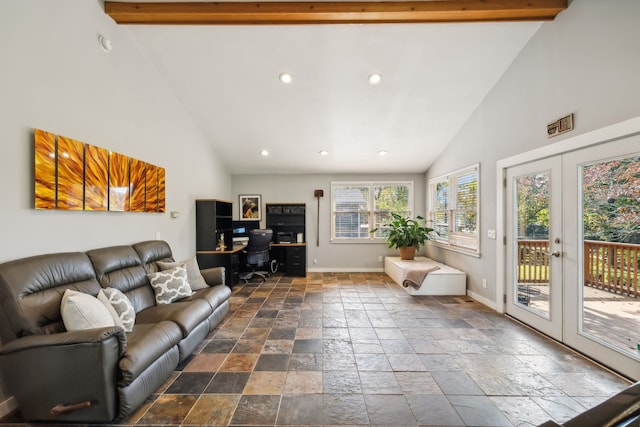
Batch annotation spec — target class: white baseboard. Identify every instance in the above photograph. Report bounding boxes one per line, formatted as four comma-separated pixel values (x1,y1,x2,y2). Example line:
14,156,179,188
307,268,385,273
466,289,498,311
0,396,17,419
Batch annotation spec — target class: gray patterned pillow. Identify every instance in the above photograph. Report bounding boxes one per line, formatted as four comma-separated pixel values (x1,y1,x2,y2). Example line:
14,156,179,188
156,257,209,291
98,287,136,332
147,265,193,304
97,290,125,330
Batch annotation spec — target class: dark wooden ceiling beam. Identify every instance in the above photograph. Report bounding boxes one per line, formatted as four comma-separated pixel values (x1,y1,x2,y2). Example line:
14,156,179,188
104,0,568,25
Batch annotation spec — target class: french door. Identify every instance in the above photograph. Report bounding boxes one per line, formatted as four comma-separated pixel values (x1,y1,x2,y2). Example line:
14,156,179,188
505,134,640,380
506,156,563,340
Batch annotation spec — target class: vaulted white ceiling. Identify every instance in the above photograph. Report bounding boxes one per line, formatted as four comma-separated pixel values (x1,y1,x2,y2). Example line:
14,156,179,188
120,14,542,174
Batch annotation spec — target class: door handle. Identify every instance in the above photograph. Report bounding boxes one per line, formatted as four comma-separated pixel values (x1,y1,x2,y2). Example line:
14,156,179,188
551,251,561,257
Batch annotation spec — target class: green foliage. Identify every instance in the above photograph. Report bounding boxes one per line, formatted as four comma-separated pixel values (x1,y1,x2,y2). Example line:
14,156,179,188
516,156,640,243
582,156,640,243
516,173,550,239
373,212,437,251
375,185,409,212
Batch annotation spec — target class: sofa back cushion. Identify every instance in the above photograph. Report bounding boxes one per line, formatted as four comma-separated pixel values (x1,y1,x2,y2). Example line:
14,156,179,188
0,252,102,341
87,245,156,314
133,240,174,274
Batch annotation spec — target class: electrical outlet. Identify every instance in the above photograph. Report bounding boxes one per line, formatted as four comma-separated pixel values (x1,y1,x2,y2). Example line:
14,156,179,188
482,278,487,288
155,231,161,240
313,258,318,264
378,255,383,262
487,229,496,240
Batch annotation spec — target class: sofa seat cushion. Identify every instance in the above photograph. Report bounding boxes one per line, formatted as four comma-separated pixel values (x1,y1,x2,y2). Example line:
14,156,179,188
119,320,182,385
184,285,232,312
135,299,212,337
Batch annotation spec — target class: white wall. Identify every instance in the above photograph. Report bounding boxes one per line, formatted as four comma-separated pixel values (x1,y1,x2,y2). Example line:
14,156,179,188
232,173,426,271
0,0,231,411
425,0,640,306
0,1,231,263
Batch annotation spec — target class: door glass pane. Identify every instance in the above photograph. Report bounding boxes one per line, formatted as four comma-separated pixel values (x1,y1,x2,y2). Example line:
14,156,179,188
514,171,551,318
581,154,640,355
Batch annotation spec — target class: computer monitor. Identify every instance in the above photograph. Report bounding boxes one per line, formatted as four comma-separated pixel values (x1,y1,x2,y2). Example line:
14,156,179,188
233,225,247,236
232,220,259,242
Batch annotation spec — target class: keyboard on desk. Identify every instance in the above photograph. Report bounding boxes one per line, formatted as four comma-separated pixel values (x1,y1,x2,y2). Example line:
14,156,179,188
233,237,249,247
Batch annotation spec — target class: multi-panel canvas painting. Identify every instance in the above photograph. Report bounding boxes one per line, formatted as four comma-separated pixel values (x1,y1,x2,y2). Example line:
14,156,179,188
33,129,165,213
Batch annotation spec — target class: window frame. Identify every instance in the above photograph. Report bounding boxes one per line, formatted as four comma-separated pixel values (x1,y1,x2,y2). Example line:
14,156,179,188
428,164,480,256
331,181,414,243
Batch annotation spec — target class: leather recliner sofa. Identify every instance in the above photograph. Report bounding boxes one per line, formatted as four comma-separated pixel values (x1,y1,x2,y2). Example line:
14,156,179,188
0,240,231,423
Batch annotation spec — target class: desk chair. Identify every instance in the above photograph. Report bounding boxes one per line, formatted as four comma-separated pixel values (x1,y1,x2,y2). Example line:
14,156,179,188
240,229,273,283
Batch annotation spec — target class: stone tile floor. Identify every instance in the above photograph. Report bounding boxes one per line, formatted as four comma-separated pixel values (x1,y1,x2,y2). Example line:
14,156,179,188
0,272,632,426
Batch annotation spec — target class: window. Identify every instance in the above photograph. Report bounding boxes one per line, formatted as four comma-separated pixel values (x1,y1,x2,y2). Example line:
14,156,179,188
428,164,479,254
331,181,413,241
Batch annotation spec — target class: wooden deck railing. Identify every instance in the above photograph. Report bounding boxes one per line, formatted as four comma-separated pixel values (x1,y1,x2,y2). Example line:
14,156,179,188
584,240,639,298
517,239,550,283
517,239,640,297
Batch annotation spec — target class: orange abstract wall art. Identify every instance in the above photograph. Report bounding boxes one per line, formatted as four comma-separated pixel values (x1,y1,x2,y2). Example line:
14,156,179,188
158,167,166,213
57,136,85,210
85,144,109,211
33,129,165,213
108,151,130,212
145,164,159,212
129,158,146,212
34,129,56,210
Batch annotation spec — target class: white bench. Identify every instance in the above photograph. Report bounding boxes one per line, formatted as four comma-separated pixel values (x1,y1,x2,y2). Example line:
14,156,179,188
384,256,466,296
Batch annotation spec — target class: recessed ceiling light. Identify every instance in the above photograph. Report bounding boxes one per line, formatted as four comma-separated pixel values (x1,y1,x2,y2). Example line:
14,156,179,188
319,150,329,156
279,72,292,84
378,149,388,156
260,149,269,156
368,73,382,85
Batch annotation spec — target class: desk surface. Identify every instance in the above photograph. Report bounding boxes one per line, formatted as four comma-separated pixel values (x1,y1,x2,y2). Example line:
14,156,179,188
196,245,244,254
197,242,306,254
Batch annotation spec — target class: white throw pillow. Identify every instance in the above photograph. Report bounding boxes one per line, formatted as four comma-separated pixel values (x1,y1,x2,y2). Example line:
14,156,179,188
156,257,209,291
61,289,116,331
98,288,135,332
147,265,193,304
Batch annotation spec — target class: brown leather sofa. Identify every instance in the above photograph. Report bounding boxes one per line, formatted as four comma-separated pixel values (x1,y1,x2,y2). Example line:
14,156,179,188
0,240,231,423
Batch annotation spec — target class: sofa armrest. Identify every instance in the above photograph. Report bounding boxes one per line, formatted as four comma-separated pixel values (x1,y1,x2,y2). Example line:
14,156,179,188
0,326,126,355
0,327,126,423
201,266,225,286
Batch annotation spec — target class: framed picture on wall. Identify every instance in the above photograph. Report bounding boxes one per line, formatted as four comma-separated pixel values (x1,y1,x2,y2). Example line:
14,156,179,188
239,194,261,221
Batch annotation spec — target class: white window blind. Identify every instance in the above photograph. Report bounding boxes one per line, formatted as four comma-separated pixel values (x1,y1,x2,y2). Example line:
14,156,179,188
332,182,413,241
429,164,479,253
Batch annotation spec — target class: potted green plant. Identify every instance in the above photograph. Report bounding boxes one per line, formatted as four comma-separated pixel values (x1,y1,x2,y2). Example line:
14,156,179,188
373,213,437,260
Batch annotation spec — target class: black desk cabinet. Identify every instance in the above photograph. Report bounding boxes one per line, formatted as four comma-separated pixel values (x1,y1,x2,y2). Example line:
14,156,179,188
271,243,306,277
196,199,233,251
266,202,307,277
266,203,305,244
285,245,306,277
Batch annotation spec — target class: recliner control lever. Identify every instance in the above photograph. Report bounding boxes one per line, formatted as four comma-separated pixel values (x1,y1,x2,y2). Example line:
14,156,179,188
50,401,91,416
